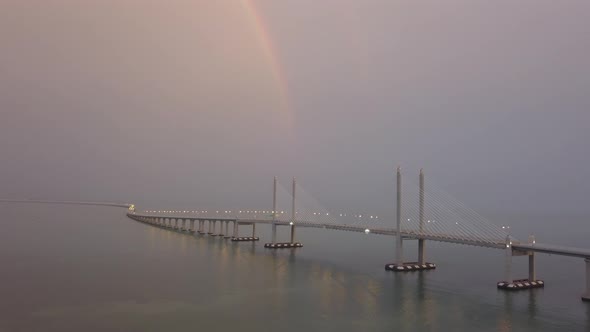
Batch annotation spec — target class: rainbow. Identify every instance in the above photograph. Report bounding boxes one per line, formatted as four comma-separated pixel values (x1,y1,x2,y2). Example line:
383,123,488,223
240,0,294,129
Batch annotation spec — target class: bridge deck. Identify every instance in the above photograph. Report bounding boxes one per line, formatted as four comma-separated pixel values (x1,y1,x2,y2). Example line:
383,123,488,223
513,243,590,259
131,213,506,249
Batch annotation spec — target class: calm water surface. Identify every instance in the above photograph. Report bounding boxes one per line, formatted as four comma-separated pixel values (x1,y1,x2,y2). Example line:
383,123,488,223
1,203,589,331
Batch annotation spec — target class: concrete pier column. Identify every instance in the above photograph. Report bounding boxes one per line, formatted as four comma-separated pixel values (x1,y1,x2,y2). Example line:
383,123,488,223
251,223,256,237
182,219,186,231
190,220,195,232
582,258,590,301
396,167,404,265
208,220,212,233
174,219,178,229
418,240,425,265
528,253,536,281
233,221,239,238
505,235,513,284
225,221,229,236
219,221,224,236
528,235,536,281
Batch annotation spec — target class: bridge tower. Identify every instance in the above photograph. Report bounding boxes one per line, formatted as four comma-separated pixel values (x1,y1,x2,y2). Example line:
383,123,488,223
386,168,436,271
264,176,303,249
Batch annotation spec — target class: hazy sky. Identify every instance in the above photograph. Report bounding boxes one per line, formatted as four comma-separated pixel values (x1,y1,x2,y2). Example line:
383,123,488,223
1,0,589,215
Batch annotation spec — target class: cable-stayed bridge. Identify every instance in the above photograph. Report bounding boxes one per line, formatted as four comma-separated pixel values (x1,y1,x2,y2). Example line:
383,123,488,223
4,170,588,301
126,168,590,302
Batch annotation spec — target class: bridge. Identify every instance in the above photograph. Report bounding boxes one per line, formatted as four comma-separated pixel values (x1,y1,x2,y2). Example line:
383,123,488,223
0,199,133,209
4,170,588,301
124,168,590,302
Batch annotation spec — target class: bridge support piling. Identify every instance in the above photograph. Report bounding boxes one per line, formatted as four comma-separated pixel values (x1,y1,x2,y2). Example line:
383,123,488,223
234,222,238,237
174,219,178,229
583,258,590,302
219,221,224,236
190,220,195,232
207,220,212,234
251,223,256,237
181,219,186,231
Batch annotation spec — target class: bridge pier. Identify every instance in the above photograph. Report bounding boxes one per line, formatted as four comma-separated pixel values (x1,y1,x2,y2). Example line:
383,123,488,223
529,252,536,281
190,220,195,232
181,219,186,231
224,221,231,238
498,235,544,291
582,258,590,302
231,222,260,242
218,221,224,237
199,220,205,233
418,239,426,265
207,220,212,234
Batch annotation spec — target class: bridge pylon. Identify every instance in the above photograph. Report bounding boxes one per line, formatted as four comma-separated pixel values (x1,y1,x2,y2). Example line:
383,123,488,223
386,168,436,272
265,176,303,249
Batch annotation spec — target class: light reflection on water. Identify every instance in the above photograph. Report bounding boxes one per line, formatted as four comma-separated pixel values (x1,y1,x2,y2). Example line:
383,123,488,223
0,203,588,331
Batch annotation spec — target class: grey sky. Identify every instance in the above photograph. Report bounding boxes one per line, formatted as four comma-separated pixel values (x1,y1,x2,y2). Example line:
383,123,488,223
1,0,589,215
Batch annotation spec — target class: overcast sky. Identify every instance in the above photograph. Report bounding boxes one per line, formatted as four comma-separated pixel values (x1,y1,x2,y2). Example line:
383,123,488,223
1,0,589,215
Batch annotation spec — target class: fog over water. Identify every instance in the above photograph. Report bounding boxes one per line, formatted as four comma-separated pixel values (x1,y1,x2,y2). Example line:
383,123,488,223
1,1,589,215
1,3,590,330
